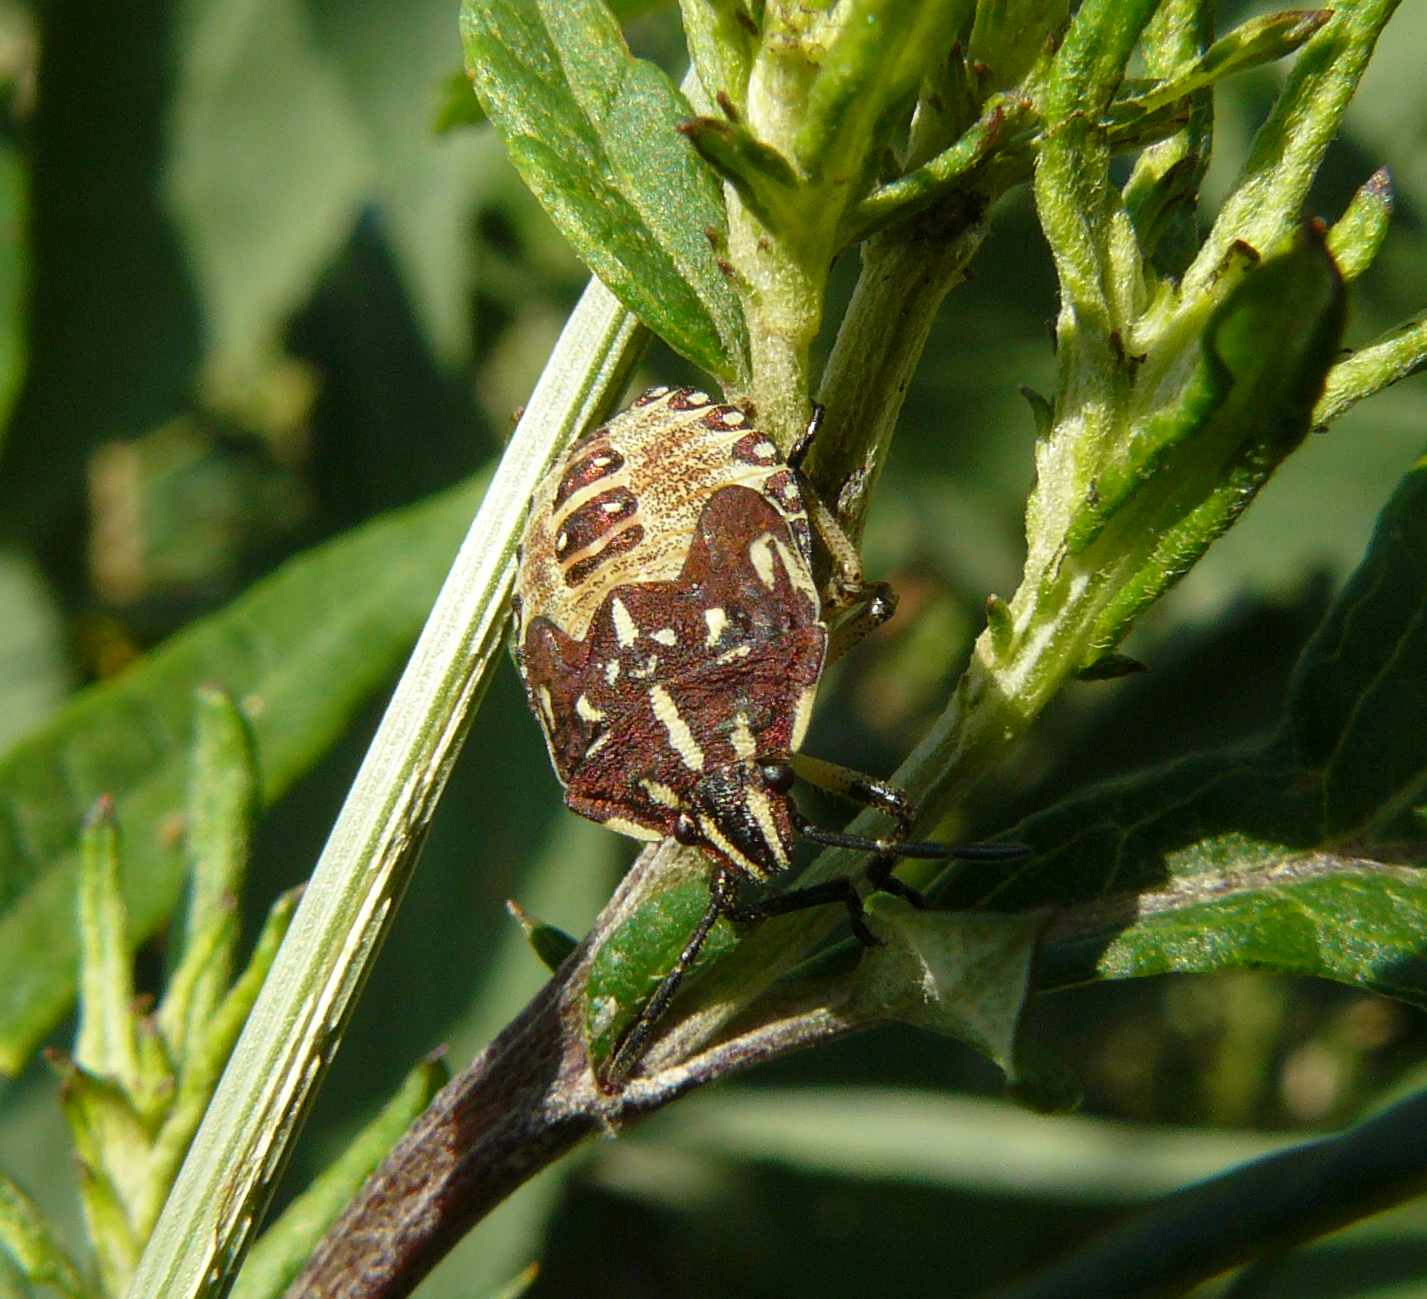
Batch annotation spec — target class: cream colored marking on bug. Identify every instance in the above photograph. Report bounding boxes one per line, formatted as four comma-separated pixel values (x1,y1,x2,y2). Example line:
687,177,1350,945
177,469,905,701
790,684,817,749
604,659,621,685
585,733,611,758
703,606,728,647
748,535,778,588
716,645,752,665
753,440,777,460
688,391,710,405
641,779,682,808
743,784,789,869
611,596,639,647
537,685,555,726
603,814,662,841
556,530,569,553
601,500,626,515
729,712,758,760
650,684,704,770
698,816,769,880
629,654,660,679
575,695,605,723
650,627,678,646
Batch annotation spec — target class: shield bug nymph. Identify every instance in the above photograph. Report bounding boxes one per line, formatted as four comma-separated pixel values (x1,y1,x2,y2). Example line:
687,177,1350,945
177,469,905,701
512,385,1025,1083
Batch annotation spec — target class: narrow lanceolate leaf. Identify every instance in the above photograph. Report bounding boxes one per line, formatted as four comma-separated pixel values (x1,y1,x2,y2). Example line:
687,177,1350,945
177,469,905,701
0,1174,92,1299
1326,166,1393,284
461,0,746,382
1074,228,1346,663
945,451,1427,1006
0,476,483,1074
1109,10,1332,118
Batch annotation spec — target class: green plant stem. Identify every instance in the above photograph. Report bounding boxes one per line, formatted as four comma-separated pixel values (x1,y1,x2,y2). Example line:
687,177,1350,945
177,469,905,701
811,208,991,538
126,281,646,1299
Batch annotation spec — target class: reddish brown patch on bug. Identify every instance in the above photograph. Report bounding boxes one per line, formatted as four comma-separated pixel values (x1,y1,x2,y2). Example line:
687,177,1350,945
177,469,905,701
667,388,713,412
555,487,638,557
763,469,801,513
554,445,626,509
701,405,749,432
564,522,646,588
731,431,779,465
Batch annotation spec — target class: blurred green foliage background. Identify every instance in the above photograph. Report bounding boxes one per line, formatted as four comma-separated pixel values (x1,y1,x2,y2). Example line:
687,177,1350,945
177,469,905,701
0,0,1425,1295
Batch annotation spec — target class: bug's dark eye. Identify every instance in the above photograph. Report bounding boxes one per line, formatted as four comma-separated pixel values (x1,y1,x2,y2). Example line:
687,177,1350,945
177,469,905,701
673,813,702,845
760,760,795,794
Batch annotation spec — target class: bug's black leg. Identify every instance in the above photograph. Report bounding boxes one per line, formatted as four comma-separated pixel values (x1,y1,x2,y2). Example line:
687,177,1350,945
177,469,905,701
788,402,824,470
722,871,880,948
603,881,728,1089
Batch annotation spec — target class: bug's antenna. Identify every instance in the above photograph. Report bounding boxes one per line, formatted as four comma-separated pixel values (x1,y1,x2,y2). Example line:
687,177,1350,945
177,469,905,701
789,808,1029,862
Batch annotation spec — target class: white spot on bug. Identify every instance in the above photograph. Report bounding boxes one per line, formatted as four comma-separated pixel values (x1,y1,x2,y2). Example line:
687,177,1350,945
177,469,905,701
729,712,757,760
611,596,638,647
650,685,704,771
688,390,711,406
641,779,682,808
629,654,660,679
604,659,621,685
650,627,678,646
586,733,611,758
753,440,777,460
724,408,747,426
716,645,752,665
601,500,625,515
749,535,778,588
575,695,605,723
703,606,727,647
591,455,613,468
556,530,569,553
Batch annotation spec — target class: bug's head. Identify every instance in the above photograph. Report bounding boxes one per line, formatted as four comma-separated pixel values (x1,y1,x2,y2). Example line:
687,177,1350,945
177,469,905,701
674,758,799,881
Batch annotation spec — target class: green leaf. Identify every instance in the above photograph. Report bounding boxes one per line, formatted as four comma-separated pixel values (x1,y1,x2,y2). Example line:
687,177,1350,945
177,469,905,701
166,0,369,381
678,116,800,236
852,897,1045,1079
74,800,141,1094
967,0,1067,94
584,877,738,1073
1110,9,1332,119
678,0,756,119
0,552,69,753
506,898,579,973
1285,446,1427,837
0,1174,92,1299
996,1086,1427,1299
949,450,1427,1005
0,475,483,1074
1075,227,1346,662
157,686,258,1064
1326,165,1393,284
793,0,974,195
461,0,746,382
230,1056,448,1299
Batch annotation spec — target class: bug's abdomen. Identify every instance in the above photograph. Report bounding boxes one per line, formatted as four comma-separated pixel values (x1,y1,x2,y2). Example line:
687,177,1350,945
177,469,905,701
517,387,816,649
